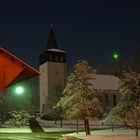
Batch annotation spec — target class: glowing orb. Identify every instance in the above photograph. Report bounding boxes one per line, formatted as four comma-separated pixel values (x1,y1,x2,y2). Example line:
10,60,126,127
15,86,24,94
113,52,119,60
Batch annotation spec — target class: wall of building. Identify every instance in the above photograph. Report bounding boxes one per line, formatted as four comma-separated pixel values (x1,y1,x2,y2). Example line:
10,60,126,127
102,90,121,108
39,61,66,114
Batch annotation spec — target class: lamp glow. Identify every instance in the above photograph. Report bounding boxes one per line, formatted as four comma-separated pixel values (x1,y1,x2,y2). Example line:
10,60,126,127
15,86,24,94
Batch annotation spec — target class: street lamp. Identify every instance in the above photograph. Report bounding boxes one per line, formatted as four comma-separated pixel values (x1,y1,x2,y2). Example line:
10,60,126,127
15,86,24,95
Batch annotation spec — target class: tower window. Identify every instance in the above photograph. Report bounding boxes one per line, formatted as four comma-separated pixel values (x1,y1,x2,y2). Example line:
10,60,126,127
55,56,58,61
49,56,53,61
55,70,58,74
60,56,63,62
42,104,45,109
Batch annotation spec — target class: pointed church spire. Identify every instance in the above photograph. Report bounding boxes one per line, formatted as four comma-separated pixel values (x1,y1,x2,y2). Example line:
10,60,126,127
46,24,58,49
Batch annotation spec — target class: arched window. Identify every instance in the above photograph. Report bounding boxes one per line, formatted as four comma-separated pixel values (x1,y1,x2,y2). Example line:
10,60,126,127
113,94,117,106
105,94,109,103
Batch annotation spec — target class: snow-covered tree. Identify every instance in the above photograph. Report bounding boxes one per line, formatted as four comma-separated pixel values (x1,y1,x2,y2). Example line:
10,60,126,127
103,106,122,132
105,70,140,136
8,111,30,128
0,84,31,124
57,60,103,135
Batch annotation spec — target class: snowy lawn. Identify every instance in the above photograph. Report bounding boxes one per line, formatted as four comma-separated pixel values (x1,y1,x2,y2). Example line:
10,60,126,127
0,132,66,140
66,128,140,139
37,118,82,132
67,128,140,136
0,126,32,133
37,118,109,132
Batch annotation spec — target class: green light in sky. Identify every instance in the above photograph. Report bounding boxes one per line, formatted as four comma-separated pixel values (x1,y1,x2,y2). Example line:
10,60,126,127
113,52,119,60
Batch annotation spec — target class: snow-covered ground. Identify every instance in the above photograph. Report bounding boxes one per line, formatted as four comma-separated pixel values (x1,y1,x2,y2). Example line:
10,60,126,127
36,118,115,133
0,126,32,133
37,118,79,132
66,129,140,140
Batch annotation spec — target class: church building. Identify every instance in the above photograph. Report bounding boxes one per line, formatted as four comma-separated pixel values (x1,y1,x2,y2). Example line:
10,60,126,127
39,25,121,115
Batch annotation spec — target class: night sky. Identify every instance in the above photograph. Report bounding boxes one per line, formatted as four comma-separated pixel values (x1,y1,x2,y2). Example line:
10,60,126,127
0,0,140,69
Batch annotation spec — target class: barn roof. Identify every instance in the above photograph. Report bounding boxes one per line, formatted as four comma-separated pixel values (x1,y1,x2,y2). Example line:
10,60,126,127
0,47,39,92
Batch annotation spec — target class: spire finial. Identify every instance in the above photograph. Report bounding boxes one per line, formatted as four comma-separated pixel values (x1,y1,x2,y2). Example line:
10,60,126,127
50,24,53,29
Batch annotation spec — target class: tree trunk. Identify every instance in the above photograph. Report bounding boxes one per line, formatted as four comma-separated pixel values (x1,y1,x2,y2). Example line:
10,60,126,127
84,119,90,135
135,121,138,137
135,127,138,136
1,113,4,124
76,119,79,134
112,122,114,132
60,119,63,128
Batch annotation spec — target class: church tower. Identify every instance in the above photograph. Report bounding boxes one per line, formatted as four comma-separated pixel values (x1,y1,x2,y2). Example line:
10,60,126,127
39,25,66,114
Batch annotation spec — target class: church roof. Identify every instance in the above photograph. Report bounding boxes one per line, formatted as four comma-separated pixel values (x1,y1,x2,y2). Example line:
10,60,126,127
0,47,39,92
89,74,119,91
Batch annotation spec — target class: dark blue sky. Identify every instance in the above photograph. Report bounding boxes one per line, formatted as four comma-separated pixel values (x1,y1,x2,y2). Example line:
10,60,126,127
0,0,140,69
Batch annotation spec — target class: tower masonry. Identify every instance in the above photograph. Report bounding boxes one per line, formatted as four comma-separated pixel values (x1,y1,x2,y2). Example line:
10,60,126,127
39,26,66,114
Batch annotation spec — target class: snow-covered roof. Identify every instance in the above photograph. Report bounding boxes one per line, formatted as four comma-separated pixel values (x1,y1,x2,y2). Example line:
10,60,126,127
47,48,65,53
89,74,119,90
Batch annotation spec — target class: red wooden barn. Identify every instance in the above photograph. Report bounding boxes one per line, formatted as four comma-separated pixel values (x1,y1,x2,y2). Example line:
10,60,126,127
0,47,39,92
